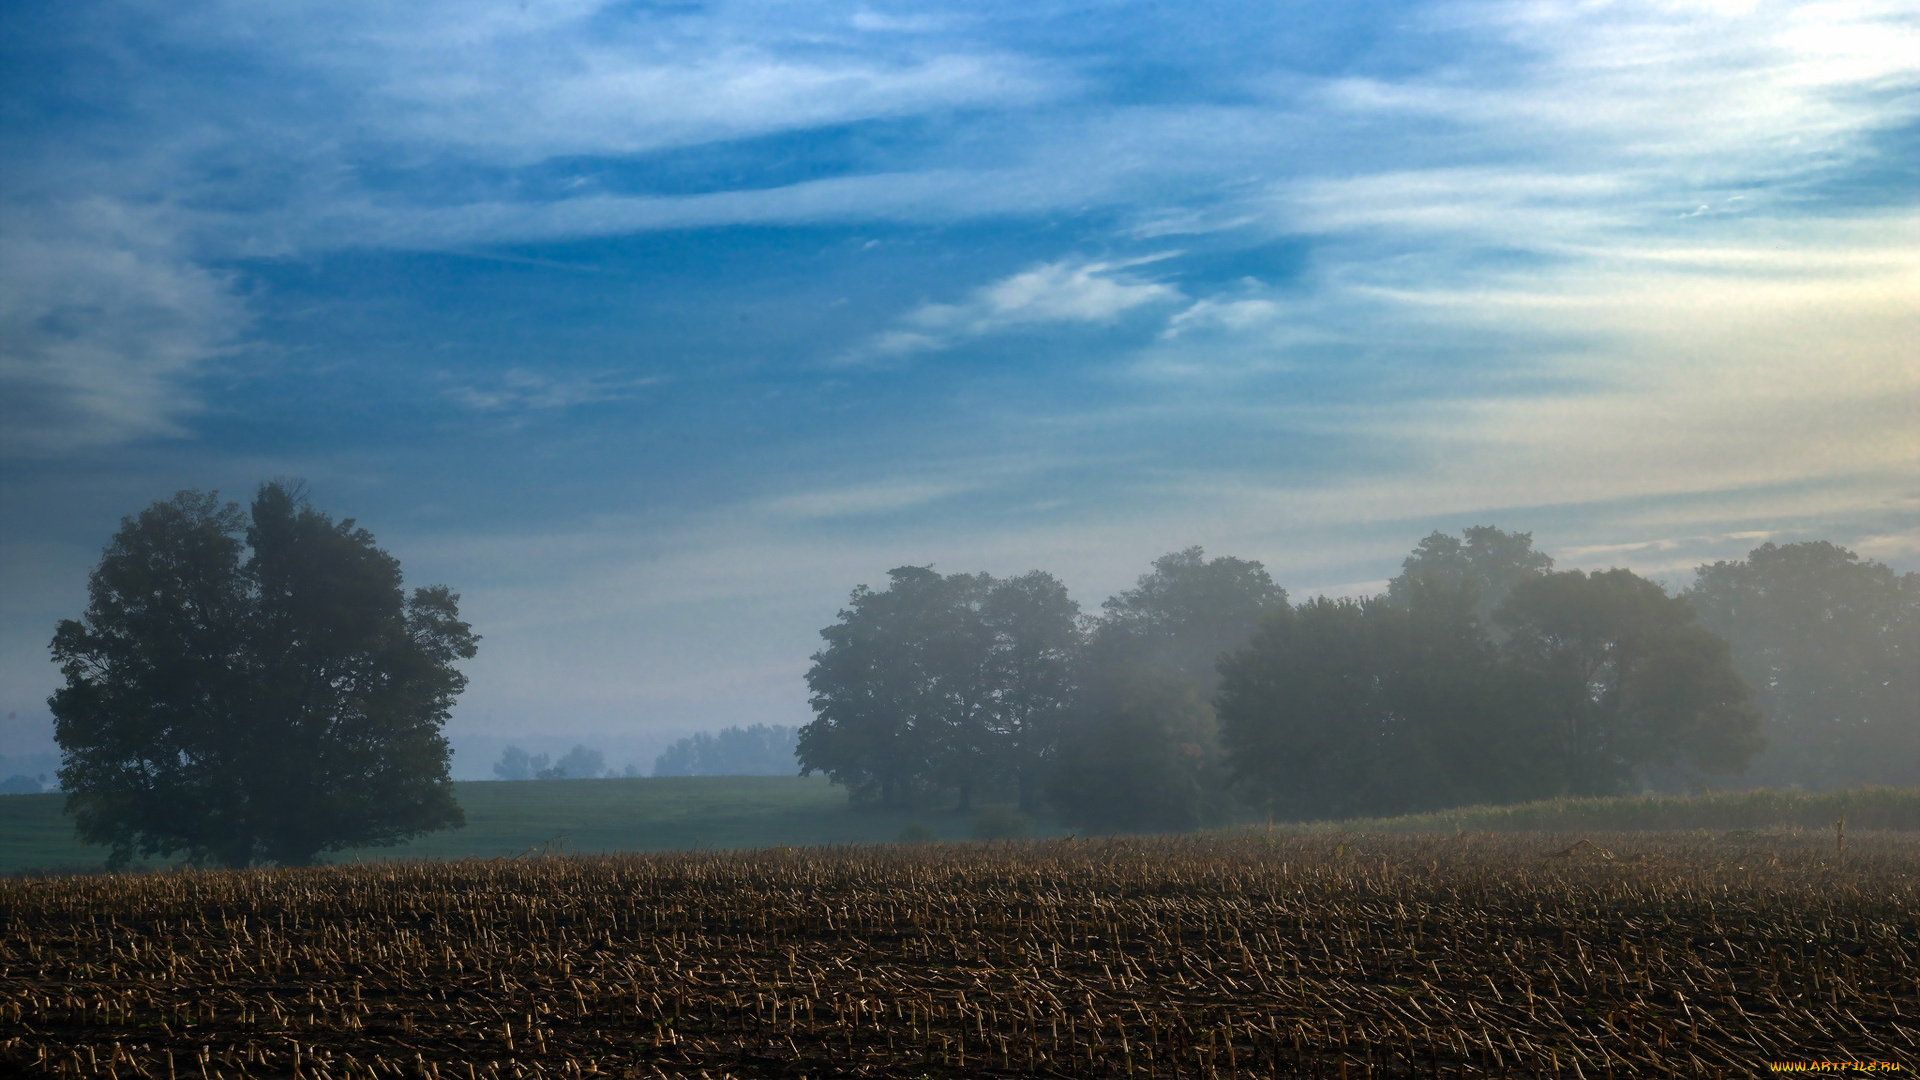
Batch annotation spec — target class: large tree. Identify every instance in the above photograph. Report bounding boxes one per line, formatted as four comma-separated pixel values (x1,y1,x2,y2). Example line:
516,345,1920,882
1495,569,1762,795
1688,542,1920,789
1090,546,1288,698
1387,525,1554,625
1050,548,1282,830
980,571,1081,813
800,567,1080,812
1049,668,1229,833
1217,582,1553,821
799,567,1001,810
50,484,476,868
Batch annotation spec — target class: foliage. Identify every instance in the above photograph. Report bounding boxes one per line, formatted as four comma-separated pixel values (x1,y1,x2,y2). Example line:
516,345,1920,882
1496,568,1763,795
799,566,1078,812
979,571,1081,811
546,745,607,780
494,745,608,780
968,804,1034,840
652,724,800,777
7,834,1918,1077
1386,524,1553,625
1688,541,1920,789
1221,567,1763,817
48,484,474,868
1048,667,1235,833
493,746,550,781
894,821,938,844
797,533,1902,828
1218,582,1555,820
1048,547,1283,831
1089,546,1287,698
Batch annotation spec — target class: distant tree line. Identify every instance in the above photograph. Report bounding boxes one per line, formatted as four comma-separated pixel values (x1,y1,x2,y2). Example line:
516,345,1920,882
492,744,612,780
799,530,1918,830
0,752,59,795
485,726,804,780
653,725,799,777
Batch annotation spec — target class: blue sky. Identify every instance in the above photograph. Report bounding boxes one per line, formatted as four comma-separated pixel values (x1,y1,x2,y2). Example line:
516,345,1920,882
3,0,1916,776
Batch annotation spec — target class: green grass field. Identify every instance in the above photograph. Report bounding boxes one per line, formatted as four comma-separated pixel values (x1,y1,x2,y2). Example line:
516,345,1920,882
1297,785,1920,834
0,776,1053,875
9,779,1920,875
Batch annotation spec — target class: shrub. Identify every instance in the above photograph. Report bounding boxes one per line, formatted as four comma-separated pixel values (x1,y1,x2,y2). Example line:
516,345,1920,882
970,806,1033,840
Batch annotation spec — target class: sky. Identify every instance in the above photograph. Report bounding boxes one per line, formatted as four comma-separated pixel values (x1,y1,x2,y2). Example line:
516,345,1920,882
2,0,1916,778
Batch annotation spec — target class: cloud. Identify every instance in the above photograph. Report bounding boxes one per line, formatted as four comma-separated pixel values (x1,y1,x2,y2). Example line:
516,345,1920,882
858,256,1183,359
1160,296,1287,339
371,51,1054,162
443,368,664,415
154,0,1059,164
761,480,972,520
0,200,245,454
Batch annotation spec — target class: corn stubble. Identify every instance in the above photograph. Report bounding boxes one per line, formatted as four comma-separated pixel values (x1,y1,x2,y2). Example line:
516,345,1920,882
3,833,1915,1078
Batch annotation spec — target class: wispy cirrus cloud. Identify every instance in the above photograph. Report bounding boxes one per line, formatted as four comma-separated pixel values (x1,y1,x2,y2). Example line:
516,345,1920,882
443,368,665,415
151,0,1063,165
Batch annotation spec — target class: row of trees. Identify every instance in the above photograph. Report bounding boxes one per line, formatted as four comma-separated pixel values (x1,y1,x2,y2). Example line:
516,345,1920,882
652,724,799,777
44,482,1914,865
488,725,802,779
800,530,1917,829
795,547,1289,824
492,744,612,780
1691,542,1920,790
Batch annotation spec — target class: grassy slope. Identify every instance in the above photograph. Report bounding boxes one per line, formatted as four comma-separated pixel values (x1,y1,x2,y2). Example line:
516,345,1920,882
9,780,1920,875
0,776,1030,875
1317,786,1920,834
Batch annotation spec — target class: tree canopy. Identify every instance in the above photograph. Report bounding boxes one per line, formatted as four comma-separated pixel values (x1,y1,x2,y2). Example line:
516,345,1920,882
1090,546,1288,698
793,529,1911,829
652,724,801,777
1049,668,1228,833
799,567,1079,812
1050,547,1283,830
1496,568,1763,795
1218,566,1764,818
1387,525,1554,624
1218,582,1554,820
49,484,475,868
1689,542,1920,789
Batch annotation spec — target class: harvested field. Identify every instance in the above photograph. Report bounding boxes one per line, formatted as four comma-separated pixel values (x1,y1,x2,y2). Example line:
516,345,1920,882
2,832,1916,1078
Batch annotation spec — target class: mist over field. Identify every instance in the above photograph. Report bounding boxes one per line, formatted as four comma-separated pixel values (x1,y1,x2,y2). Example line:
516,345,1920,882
3,0,1916,778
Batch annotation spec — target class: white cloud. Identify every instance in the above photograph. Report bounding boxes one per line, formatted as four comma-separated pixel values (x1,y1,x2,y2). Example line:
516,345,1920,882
159,0,1058,164
1161,297,1287,338
858,256,1183,359
443,368,664,415
0,200,245,453
761,480,971,520
375,51,1054,162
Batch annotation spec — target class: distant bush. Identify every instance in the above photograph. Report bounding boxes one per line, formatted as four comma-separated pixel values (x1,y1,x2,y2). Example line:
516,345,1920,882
1328,787,1920,833
493,744,609,780
970,806,1033,841
0,775,48,795
546,745,607,779
493,747,546,781
895,822,938,844
654,725,799,777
